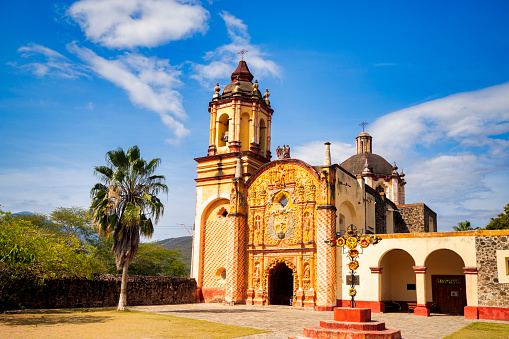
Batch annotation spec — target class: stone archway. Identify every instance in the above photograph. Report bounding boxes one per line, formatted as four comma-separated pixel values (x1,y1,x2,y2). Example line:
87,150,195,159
262,258,298,306
269,262,294,305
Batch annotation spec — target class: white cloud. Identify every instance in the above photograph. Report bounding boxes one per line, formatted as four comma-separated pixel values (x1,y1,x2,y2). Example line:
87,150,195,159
10,43,89,78
191,11,282,87
68,43,190,141
68,0,209,49
292,140,356,166
370,82,509,162
293,83,509,231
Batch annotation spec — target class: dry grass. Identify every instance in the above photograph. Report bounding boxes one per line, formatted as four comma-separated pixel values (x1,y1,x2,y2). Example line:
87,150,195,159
444,322,509,339
0,308,269,339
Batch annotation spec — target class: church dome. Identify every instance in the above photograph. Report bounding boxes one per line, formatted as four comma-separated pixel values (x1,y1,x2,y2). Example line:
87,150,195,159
222,60,262,97
341,153,394,177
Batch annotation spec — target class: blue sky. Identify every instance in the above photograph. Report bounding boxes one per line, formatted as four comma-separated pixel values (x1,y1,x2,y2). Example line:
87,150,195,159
1,0,508,240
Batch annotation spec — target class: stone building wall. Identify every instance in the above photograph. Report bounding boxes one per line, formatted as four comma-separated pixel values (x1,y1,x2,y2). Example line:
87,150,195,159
397,203,436,233
0,272,196,311
476,235,509,307
365,185,386,234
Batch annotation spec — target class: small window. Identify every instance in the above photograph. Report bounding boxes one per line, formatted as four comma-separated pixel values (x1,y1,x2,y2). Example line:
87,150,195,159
279,196,288,207
216,268,226,282
376,184,385,194
218,207,228,218
407,284,416,290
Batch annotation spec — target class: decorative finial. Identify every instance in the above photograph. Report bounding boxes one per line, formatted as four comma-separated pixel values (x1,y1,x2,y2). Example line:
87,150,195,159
323,142,331,167
362,156,372,175
263,88,270,105
233,77,240,93
213,82,220,99
359,121,368,132
237,49,248,60
253,79,259,91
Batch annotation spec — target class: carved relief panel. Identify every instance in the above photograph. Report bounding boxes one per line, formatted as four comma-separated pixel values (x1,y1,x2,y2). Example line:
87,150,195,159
247,163,320,247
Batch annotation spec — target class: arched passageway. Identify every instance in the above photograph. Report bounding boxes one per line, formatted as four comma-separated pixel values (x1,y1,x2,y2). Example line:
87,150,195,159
379,249,416,312
269,263,294,305
425,249,466,315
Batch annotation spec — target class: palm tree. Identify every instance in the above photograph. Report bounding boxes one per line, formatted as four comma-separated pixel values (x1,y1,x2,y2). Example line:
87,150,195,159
90,146,167,310
453,220,477,231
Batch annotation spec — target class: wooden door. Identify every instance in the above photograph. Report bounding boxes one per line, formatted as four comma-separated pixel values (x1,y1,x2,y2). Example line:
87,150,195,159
432,275,466,315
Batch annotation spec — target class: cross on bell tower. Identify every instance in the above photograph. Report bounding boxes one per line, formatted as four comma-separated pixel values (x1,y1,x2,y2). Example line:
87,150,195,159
237,49,248,60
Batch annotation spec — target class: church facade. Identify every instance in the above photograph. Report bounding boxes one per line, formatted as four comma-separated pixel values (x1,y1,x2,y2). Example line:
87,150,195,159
191,61,509,320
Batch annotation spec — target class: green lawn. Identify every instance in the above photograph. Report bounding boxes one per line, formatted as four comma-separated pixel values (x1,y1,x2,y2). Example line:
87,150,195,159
0,308,269,339
444,322,509,339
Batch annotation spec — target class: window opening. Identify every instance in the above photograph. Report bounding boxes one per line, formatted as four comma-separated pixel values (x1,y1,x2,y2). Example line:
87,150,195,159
279,196,288,207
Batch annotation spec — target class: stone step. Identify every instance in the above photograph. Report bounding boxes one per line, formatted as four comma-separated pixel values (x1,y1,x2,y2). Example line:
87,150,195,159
319,319,386,331
302,325,402,339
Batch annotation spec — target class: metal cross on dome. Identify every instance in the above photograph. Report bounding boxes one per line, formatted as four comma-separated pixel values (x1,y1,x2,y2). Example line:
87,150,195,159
359,121,368,132
325,224,382,308
237,49,248,60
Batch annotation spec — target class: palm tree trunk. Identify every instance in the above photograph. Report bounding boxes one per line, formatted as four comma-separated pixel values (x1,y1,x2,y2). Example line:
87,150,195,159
117,263,128,311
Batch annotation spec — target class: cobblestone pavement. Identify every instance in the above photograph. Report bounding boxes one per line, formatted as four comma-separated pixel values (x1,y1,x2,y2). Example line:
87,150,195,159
130,303,506,339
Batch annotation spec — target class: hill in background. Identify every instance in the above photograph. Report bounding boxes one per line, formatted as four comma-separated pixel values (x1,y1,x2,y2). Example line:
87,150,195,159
157,236,193,274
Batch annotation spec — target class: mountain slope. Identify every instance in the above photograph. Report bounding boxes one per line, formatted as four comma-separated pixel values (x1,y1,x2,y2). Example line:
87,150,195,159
156,236,193,274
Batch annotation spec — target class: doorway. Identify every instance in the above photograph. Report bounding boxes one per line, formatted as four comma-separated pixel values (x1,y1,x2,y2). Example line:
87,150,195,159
269,263,294,305
432,275,466,315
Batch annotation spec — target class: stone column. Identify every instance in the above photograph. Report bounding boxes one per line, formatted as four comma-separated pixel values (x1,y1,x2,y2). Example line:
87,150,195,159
225,213,246,304
316,205,336,311
463,267,479,319
413,266,430,316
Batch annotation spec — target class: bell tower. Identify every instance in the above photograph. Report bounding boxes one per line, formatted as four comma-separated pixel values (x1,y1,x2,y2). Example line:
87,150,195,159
207,60,273,159
192,60,274,302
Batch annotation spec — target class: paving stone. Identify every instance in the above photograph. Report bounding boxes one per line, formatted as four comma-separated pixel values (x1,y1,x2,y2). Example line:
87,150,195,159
130,303,507,339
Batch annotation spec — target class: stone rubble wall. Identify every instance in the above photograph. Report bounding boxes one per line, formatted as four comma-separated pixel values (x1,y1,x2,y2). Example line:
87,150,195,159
397,203,437,233
476,235,509,307
1,272,196,311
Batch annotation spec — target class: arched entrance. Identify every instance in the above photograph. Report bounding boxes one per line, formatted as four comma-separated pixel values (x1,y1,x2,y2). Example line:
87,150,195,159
425,249,466,315
379,249,416,312
269,263,294,305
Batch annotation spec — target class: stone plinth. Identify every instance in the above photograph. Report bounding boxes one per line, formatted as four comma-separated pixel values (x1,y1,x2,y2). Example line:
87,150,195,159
289,307,401,339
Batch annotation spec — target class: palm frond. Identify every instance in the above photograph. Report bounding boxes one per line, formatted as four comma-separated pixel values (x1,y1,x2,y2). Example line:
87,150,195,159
127,145,140,163
94,166,113,181
107,147,129,170
145,158,161,175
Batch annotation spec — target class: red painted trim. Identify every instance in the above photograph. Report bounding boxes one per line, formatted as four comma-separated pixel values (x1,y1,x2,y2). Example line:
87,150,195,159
369,266,383,274
464,306,479,319
412,266,427,274
462,267,478,274
414,305,430,317
477,306,509,321
201,287,225,303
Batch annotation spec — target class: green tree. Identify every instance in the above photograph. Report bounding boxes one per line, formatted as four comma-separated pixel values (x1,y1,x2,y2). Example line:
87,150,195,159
0,208,100,279
453,220,477,231
129,242,187,277
90,146,167,310
485,203,509,230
